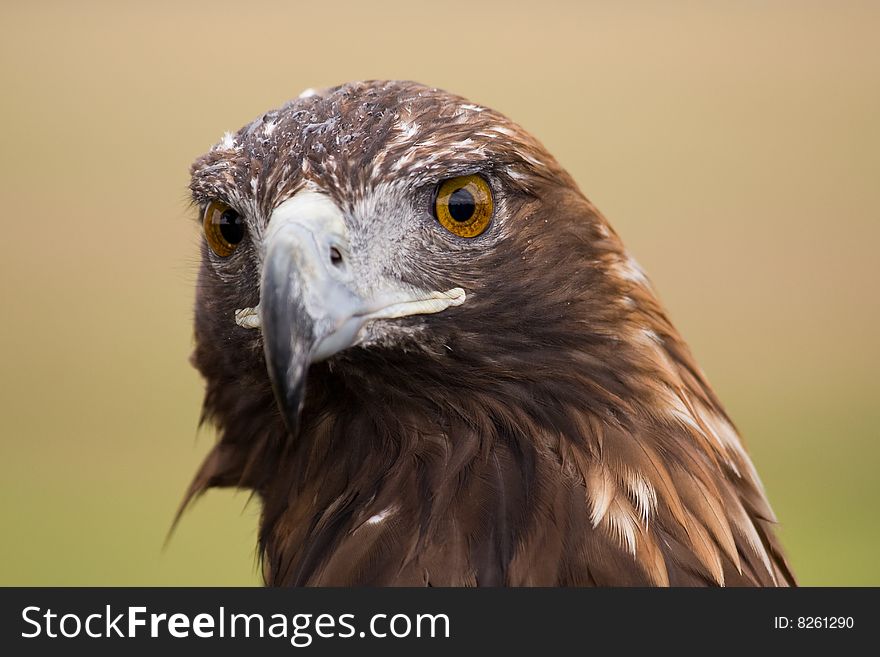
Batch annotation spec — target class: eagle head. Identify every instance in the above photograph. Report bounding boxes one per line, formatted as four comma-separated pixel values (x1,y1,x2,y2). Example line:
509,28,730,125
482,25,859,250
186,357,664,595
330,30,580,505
185,81,794,587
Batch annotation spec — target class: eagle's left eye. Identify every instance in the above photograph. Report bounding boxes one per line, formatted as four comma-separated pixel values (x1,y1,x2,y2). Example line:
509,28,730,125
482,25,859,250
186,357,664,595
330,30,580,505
203,200,245,257
434,175,493,238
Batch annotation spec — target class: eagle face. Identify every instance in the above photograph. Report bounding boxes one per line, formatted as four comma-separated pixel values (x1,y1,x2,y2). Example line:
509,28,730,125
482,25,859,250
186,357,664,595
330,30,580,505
189,81,603,433
187,81,794,587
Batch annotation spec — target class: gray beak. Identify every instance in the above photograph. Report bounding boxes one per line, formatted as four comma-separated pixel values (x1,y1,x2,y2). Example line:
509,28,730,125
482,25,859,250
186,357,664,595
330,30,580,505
260,243,315,436
258,191,360,435
246,190,466,436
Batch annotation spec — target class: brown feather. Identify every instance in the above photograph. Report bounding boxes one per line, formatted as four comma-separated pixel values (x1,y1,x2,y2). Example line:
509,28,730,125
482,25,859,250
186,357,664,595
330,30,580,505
182,80,795,587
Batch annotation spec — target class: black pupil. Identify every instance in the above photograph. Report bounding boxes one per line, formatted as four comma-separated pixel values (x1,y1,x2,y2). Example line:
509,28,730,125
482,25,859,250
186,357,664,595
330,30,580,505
218,208,244,244
448,188,476,222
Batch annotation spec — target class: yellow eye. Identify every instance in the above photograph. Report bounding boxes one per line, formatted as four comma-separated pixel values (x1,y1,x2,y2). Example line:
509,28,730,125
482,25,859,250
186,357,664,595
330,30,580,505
434,175,493,238
203,200,245,257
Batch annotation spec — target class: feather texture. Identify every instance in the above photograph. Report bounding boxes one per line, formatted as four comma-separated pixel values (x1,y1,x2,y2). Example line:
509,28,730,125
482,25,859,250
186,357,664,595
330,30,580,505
183,80,795,587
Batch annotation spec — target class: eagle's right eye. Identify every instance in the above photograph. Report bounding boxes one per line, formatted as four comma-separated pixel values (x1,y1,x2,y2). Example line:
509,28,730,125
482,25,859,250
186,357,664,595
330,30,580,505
203,200,245,257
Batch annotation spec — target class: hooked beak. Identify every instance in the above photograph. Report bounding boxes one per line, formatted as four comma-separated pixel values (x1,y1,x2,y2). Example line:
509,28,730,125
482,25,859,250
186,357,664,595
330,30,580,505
239,190,465,436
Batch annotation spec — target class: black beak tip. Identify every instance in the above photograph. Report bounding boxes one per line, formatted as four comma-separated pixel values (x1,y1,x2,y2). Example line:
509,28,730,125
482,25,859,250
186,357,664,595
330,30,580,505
264,334,310,438
277,377,306,437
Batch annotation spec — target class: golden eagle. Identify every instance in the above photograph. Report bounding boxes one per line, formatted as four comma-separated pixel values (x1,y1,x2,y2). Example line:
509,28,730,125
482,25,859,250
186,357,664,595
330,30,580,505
182,80,794,587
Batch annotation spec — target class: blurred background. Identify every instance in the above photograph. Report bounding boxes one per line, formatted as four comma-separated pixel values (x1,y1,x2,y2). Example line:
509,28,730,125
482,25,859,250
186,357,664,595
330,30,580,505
1,0,877,585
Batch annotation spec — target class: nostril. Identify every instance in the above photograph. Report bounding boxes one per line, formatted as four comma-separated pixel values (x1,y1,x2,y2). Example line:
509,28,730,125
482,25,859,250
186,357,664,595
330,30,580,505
329,246,343,267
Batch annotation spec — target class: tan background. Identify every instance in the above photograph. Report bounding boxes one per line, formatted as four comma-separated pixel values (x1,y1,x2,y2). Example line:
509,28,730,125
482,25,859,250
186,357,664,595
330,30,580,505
1,1,877,585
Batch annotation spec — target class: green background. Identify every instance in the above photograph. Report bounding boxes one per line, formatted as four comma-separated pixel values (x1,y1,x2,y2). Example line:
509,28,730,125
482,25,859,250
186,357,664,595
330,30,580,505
1,1,877,585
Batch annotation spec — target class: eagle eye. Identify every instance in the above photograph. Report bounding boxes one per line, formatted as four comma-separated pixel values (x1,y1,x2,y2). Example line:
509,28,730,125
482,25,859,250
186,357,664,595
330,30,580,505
203,200,245,257
434,175,493,238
